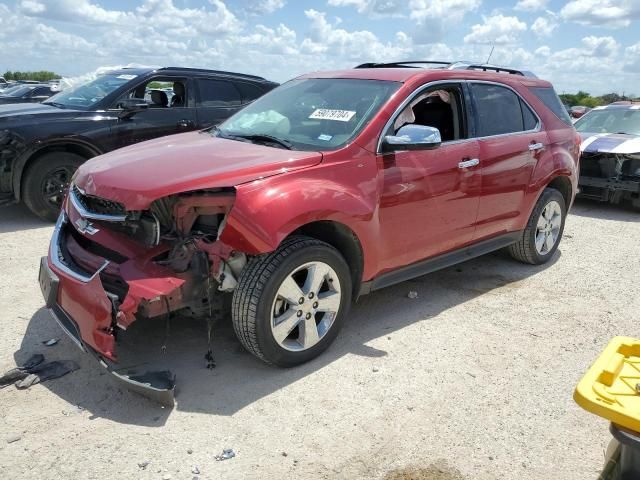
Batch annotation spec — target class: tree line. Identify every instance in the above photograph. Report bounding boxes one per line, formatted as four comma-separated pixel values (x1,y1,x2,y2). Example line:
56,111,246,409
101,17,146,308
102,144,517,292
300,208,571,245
2,71,61,81
559,91,638,108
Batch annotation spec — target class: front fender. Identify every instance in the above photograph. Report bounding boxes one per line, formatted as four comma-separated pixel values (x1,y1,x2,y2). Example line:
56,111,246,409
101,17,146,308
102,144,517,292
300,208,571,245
219,153,381,279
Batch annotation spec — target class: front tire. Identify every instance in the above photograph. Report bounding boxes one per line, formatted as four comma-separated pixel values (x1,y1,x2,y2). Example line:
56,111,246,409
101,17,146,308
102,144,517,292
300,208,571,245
232,236,352,367
22,152,85,222
508,187,566,265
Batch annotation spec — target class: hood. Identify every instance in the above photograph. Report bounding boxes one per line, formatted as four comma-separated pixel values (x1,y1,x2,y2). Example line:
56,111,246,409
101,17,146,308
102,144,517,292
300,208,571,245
580,132,640,155
0,102,81,119
74,131,323,210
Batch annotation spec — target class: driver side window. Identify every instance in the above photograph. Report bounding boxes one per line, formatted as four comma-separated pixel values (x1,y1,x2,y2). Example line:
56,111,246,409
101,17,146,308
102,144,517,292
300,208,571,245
390,85,466,142
116,78,188,109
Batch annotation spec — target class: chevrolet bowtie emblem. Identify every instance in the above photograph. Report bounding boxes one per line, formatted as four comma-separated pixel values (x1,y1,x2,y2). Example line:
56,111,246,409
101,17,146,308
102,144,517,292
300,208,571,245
75,217,99,235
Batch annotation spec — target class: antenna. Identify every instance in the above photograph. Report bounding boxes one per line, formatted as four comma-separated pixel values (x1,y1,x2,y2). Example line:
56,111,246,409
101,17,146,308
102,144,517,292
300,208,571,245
486,45,495,64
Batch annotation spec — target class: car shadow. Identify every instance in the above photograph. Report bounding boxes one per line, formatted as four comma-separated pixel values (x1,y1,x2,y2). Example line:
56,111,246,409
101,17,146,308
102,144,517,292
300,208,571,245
571,197,639,222
0,203,51,233
16,249,560,426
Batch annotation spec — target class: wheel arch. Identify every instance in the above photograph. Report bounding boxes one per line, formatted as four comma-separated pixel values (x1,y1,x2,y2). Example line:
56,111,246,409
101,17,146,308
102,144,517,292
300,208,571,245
546,174,573,209
14,140,101,201
288,220,365,298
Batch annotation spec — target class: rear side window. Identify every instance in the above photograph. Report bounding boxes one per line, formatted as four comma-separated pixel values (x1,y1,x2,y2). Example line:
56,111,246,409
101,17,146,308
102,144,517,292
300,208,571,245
471,83,531,136
196,79,241,107
521,100,538,130
529,86,573,125
235,82,264,103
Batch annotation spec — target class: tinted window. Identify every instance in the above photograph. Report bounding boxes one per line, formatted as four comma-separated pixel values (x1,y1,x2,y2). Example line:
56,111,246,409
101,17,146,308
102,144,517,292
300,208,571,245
197,79,241,107
236,82,264,102
472,84,524,136
530,86,573,125
31,87,52,96
521,99,538,130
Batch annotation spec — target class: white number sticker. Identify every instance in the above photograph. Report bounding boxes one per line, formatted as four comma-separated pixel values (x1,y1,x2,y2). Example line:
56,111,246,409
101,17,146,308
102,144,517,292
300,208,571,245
117,74,138,80
309,109,356,122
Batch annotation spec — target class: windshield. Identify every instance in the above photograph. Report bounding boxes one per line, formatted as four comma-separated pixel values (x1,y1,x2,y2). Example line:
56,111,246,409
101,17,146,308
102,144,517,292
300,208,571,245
575,108,640,136
2,85,36,97
44,73,138,110
216,78,400,151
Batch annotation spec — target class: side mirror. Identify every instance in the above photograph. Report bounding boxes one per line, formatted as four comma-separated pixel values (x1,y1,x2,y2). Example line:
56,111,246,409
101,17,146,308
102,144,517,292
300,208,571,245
117,98,148,118
382,125,442,152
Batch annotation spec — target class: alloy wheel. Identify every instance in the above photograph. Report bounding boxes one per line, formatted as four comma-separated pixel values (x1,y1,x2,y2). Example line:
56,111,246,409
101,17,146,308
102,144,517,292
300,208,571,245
535,200,562,255
270,261,342,352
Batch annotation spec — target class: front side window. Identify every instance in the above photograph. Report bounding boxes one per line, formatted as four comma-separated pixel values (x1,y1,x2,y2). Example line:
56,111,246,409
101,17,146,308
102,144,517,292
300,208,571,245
389,85,467,142
575,108,640,136
4,86,36,97
197,79,242,107
471,83,536,137
216,78,400,151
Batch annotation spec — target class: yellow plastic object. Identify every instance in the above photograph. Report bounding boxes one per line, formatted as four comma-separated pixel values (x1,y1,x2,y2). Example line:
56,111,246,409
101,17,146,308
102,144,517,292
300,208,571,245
575,337,640,433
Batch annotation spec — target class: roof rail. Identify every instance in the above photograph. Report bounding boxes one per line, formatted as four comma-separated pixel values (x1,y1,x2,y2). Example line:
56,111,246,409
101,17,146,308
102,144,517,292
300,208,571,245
160,67,268,81
354,60,537,78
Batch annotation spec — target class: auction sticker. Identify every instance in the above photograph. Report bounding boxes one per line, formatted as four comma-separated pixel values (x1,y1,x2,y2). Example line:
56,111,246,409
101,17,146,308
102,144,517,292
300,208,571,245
309,109,356,122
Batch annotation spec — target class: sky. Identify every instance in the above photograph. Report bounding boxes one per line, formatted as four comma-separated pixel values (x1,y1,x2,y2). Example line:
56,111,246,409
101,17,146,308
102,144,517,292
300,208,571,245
1,0,639,95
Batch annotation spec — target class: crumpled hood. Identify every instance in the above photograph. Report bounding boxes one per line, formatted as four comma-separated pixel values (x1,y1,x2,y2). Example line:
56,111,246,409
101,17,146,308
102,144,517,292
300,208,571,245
74,131,323,210
580,132,640,154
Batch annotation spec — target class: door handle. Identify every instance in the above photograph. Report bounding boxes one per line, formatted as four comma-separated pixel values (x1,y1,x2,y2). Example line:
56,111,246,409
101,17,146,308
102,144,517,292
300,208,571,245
177,119,194,128
458,158,480,169
529,142,544,151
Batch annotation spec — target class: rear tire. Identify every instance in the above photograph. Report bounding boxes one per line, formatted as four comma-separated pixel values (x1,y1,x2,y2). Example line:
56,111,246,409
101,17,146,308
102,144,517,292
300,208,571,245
508,188,566,265
22,152,85,222
232,236,352,367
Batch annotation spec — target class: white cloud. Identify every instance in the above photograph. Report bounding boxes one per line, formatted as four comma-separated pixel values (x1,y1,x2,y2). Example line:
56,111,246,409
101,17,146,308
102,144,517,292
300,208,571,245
246,0,286,15
624,42,640,72
531,16,557,37
464,15,527,45
560,0,640,28
327,0,404,16
514,0,548,12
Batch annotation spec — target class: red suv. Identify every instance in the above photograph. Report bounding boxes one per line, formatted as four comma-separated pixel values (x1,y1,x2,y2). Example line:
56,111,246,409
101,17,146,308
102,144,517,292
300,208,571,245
39,61,579,399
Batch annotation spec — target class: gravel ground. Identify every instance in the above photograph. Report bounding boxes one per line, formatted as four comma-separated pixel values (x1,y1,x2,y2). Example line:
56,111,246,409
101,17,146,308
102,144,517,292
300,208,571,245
0,199,638,480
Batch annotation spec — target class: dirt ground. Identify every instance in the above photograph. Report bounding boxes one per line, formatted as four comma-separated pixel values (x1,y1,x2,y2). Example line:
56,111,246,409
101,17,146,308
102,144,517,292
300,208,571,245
0,199,638,480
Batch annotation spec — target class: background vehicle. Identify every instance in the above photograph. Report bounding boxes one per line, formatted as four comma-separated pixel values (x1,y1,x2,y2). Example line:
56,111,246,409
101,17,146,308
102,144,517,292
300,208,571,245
574,103,640,208
0,76,8,90
0,83,57,105
39,60,579,400
0,66,278,221
570,105,591,119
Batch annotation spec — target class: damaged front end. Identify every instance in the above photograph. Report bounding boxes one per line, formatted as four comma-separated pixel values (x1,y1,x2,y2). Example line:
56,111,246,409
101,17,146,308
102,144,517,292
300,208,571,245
578,136,640,208
39,185,247,405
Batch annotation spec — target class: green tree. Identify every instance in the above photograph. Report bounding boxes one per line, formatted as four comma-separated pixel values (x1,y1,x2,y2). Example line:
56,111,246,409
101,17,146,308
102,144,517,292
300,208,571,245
3,70,61,81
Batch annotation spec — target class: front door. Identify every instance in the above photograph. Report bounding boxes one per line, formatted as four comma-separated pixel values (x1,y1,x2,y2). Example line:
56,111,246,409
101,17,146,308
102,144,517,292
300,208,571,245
376,83,482,273
109,76,198,149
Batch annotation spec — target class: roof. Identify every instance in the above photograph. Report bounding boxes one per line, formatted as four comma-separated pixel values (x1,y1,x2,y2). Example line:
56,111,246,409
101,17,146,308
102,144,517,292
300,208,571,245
594,103,640,110
102,67,273,83
302,68,551,87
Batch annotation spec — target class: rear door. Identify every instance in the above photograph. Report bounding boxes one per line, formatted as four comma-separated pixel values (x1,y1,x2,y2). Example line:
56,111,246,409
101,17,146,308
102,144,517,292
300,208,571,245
470,82,548,240
194,77,245,128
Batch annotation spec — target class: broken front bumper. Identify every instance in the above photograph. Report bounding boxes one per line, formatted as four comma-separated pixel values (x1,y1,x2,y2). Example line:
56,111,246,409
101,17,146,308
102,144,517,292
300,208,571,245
39,212,177,405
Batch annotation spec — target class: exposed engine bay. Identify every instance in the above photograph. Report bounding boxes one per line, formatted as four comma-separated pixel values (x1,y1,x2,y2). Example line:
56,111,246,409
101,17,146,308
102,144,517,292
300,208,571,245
578,151,640,207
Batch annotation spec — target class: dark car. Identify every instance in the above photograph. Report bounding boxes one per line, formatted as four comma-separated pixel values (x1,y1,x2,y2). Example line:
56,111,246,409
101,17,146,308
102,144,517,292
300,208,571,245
574,103,640,208
0,67,278,220
0,83,57,104
570,105,591,119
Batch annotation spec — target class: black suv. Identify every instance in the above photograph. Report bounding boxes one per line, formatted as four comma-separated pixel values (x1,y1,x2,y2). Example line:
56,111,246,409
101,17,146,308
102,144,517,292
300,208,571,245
0,67,278,220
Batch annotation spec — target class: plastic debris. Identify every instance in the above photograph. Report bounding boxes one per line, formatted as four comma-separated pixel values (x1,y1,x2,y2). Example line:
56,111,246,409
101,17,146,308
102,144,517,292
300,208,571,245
15,360,79,389
407,291,418,299
42,338,59,346
6,435,21,444
137,461,150,470
191,466,200,474
215,448,236,461
0,354,44,388
372,367,379,373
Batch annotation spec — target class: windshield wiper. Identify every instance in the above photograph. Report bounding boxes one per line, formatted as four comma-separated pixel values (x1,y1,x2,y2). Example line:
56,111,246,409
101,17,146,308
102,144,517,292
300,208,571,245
43,101,66,109
228,133,293,150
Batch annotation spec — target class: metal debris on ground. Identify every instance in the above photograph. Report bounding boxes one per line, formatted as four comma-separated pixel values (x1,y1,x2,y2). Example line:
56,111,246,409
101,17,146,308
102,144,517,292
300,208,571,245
407,291,418,299
372,367,379,372
6,435,21,444
191,466,200,474
215,448,236,461
42,338,59,346
137,461,150,470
